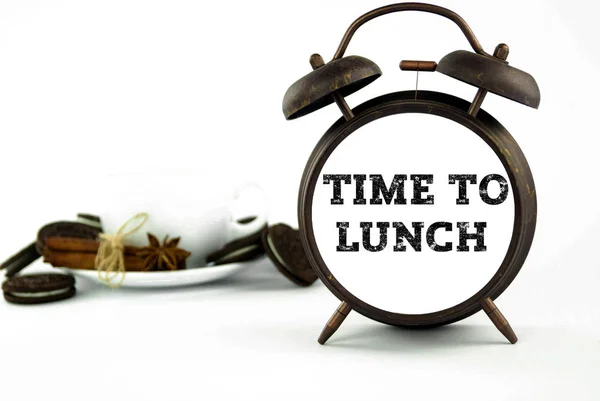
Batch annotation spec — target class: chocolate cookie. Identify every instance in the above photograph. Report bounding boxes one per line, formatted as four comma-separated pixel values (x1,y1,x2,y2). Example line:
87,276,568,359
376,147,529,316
1,219,102,278
36,221,102,255
0,243,40,277
262,224,317,287
2,273,76,305
206,222,267,266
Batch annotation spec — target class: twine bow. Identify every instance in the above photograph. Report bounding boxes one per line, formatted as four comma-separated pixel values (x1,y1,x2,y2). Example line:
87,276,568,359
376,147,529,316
95,212,148,288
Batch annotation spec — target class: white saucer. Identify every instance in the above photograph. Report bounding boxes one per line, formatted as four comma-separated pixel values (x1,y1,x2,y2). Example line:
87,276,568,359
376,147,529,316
61,257,264,288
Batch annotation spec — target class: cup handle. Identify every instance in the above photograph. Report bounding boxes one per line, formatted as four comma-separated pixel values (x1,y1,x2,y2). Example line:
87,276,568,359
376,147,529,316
227,183,268,241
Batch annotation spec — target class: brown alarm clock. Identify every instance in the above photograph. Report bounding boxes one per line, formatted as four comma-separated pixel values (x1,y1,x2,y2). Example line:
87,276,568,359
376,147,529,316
282,3,540,345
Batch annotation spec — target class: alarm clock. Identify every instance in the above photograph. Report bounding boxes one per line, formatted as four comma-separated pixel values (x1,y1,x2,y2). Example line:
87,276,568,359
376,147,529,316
282,3,540,344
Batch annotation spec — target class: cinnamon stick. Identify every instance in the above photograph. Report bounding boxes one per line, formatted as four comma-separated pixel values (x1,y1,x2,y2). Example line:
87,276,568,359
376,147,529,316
43,249,147,271
43,237,146,271
45,237,140,255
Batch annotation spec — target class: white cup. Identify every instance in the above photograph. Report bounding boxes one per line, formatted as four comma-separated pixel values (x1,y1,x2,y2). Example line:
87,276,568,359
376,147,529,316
91,172,267,267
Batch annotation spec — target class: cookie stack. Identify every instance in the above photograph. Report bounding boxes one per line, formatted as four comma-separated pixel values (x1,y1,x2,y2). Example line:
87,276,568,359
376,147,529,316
1,214,102,305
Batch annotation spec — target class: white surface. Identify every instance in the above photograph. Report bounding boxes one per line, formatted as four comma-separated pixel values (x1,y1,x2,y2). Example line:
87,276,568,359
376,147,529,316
60,258,262,288
0,0,598,400
312,113,514,314
1,259,598,401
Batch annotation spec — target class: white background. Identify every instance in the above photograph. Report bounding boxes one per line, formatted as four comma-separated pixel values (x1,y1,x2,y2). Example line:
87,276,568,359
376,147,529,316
0,0,598,400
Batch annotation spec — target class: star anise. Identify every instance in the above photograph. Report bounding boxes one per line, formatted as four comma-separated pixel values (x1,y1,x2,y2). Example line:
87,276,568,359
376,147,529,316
136,233,191,271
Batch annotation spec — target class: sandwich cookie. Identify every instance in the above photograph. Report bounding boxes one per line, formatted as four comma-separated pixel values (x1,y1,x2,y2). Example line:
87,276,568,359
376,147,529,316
2,273,76,305
262,224,317,287
205,217,267,266
35,220,103,255
1,216,102,278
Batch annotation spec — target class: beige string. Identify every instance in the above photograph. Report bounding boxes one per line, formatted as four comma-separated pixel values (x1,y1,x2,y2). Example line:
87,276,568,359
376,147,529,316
95,212,148,288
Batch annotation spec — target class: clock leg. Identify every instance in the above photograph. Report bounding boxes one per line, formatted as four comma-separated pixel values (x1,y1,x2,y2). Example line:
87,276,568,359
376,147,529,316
481,298,518,344
318,301,352,345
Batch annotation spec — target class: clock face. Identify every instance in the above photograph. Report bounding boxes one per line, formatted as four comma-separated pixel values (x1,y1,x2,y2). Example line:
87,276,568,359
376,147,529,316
311,112,515,315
